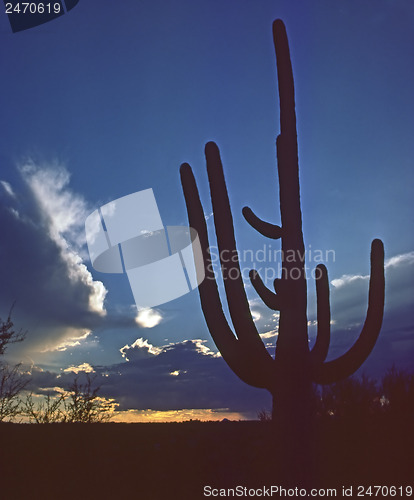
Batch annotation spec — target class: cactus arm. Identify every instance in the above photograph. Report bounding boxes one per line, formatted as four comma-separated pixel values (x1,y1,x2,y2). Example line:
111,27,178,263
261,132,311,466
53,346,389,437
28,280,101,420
180,162,274,389
309,264,331,365
179,162,241,356
312,239,385,384
242,206,282,239
204,142,270,345
249,269,282,310
273,278,284,294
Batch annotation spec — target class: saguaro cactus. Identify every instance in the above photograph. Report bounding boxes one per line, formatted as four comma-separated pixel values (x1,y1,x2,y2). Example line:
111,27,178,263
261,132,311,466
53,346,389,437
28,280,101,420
180,19,385,459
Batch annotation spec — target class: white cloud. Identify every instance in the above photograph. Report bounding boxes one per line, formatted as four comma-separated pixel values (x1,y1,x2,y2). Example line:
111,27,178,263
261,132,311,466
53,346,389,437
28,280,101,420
20,162,86,248
135,308,163,328
169,370,187,376
38,386,66,395
43,330,92,353
120,337,163,361
120,337,220,364
385,251,414,269
20,163,107,318
259,329,278,339
189,339,221,357
331,251,414,289
251,310,261,322
63,362,95,374
1,180,15,198
331,273,368,289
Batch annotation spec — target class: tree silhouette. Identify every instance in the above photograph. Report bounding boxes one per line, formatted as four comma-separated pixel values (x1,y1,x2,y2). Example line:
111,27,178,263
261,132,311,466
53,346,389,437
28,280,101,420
63,374,116,423
180,19,385,484
0,305,25,356
0,309,28,421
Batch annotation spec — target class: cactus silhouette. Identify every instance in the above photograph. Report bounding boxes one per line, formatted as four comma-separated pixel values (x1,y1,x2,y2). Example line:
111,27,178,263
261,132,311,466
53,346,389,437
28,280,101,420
180,19,385,482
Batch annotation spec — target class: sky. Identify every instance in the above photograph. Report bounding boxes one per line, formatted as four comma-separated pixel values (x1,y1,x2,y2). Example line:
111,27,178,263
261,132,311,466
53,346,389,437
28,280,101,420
0,0,413,422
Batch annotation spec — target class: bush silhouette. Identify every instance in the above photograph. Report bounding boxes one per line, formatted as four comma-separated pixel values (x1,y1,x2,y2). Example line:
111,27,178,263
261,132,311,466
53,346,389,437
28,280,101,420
381,367,414,417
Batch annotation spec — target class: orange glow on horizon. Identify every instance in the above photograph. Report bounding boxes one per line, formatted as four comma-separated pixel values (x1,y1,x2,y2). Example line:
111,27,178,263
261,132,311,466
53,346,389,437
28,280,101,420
109,408,252,423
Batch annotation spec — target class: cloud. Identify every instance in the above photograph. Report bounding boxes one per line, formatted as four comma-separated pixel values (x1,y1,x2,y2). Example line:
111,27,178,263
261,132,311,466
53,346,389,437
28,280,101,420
250,310,261,322
259,330,278,339
43,330,93,353
63,362,95,374
20,163,87,249
0,180,15,198
246,299,280,335
246,250,413,341
330,252,414,289
0,160,107,357
120,337,163,361
330,274,368,288
135,308,163,328
303,250,414,331
385,251,414,269
306,250,414,374
104,338,265,413
28,338,271,415
245,250,413,377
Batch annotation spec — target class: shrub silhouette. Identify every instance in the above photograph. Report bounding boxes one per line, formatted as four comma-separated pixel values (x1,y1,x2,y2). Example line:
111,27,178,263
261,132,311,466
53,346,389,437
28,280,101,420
23,392,65,424
23,374,117,423
381,367,414,417
310,369,414,420
0,363,29,421
180,19,385,484
315,375,380,419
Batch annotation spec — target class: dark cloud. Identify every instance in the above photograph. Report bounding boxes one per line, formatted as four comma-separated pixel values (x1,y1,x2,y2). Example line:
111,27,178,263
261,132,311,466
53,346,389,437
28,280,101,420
0,163,107,355
101,339,270,412
29,338,271,414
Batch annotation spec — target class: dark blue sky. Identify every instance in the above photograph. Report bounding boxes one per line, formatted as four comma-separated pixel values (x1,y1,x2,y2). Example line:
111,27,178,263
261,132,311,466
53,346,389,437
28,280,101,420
0,1,413,421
